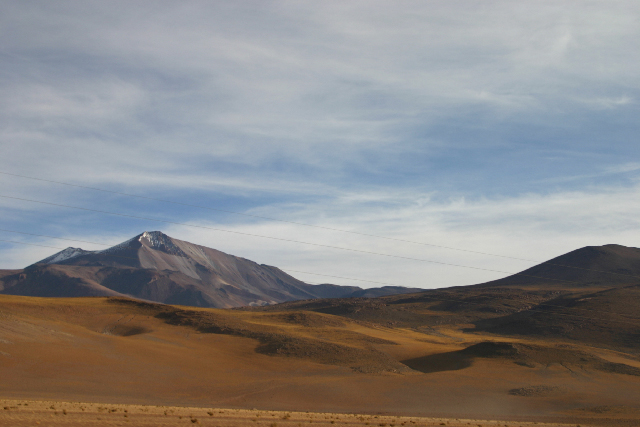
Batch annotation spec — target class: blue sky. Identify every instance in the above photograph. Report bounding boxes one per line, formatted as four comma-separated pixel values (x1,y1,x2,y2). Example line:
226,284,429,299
1,1,639,289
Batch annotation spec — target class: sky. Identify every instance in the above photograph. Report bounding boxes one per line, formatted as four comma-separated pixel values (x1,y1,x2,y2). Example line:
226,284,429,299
1,1,639,289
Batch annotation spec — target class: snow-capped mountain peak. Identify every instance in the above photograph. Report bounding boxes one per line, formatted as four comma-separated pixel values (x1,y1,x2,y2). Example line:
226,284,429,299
37,247,95,265
139,231,186,256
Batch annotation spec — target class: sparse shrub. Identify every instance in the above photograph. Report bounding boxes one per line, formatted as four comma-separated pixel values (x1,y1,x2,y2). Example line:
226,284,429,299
191,418,198,424
207,411,214,416
270,423,278,427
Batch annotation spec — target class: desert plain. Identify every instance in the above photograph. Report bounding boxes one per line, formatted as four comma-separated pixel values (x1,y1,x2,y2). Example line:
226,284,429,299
1,294,640,426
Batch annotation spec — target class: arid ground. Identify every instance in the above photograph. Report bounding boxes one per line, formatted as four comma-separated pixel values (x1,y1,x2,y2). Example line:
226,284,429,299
1,399,615,427
1,295,640,426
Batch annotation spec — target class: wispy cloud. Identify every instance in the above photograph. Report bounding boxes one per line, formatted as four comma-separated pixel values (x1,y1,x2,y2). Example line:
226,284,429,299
4,181,640,289
1,1,640,288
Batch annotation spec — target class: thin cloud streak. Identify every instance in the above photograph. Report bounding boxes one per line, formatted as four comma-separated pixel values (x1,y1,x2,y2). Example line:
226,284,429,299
4,182,640,289
1,2,639,288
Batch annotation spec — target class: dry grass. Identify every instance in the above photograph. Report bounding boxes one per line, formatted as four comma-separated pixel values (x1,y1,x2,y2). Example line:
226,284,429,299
0,399,585,427
1,295,640,425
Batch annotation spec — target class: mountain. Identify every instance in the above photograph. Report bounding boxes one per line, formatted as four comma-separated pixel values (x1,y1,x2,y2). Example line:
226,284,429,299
251,243,640,351
0,231,420,307
475,244,640,289
2,242,640,423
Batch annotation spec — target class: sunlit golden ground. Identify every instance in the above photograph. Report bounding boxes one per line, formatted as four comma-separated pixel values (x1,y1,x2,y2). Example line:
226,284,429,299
1,295,640,426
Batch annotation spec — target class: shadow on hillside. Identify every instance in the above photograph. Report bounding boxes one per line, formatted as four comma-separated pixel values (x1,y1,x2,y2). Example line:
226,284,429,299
401,351,473,373
402,342,521,373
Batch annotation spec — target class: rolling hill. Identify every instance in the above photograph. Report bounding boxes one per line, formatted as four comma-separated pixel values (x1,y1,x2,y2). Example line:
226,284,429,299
1,242,640,424
476,244,640,289
250,244,640,351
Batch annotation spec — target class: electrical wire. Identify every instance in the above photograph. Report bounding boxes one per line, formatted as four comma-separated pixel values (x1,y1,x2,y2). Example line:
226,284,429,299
0,171,538,262
5,193,640,285
1,238,639,325
2,172,638,279
0,194,580,284
0,229,112,246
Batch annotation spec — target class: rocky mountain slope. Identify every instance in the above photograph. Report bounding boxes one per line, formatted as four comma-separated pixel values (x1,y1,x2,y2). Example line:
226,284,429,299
0,231,419,308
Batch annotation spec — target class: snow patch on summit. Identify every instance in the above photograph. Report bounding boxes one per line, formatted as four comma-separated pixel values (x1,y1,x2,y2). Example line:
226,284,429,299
38,247,95,264
139,231,187,257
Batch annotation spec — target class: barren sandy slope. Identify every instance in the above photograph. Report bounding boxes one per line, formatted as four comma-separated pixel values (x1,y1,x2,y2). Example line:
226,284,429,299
1,295,639,426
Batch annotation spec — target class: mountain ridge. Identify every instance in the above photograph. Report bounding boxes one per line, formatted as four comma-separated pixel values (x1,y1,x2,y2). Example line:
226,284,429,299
0,231,420,307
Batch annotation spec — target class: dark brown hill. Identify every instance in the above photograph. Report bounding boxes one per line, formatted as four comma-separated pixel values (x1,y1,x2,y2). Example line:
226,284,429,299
0,231,418,308
471,284,640,350
476,244,640,289
253,283,640,351
251,244,640,351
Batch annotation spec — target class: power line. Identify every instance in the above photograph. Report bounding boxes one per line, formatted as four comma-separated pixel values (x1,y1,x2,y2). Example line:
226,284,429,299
2,237,640,325
4,226,638,285
0,171,535,262
0,229,112,246
0,239,147,264
7,192,640,293
0,229,413,287
3,172,638,281
281,269,403,287
0,194,578,284
0,238,403,287
0,239,62,250
0,231,424,287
